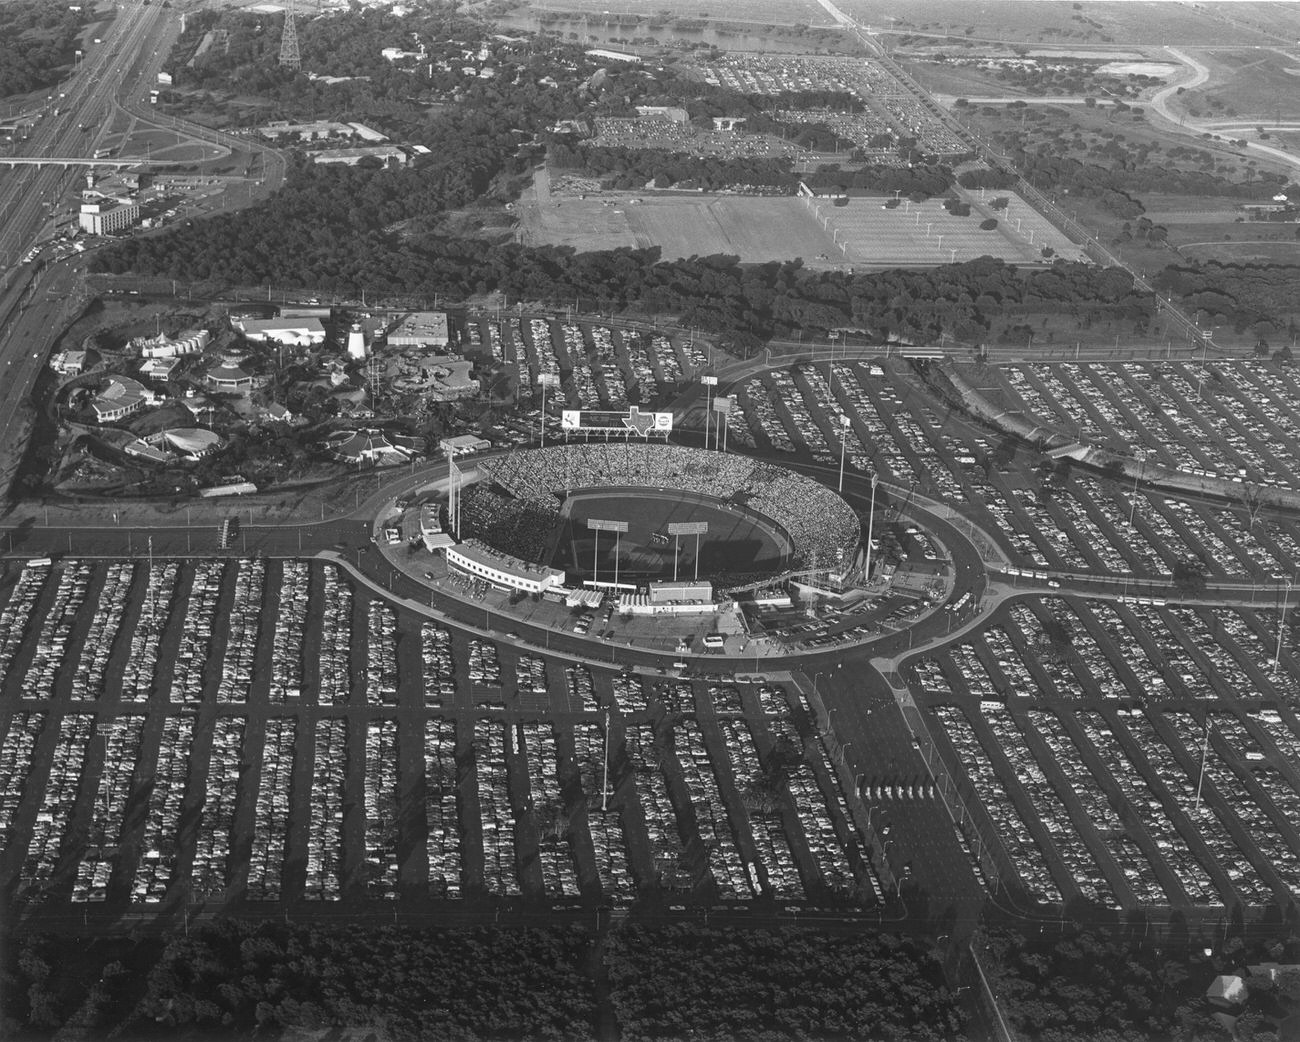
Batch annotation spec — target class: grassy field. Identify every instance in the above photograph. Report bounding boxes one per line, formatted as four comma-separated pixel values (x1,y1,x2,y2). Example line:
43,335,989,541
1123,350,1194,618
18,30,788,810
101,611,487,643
518,169,847,265
630,196,844,263
836,0,1278,46
1189,49,1300,121
519,168,1083,267
813,191,1084,267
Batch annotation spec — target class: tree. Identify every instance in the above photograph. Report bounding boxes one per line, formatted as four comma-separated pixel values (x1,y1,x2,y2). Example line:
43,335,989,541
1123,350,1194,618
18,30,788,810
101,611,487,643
1173,559,1207,599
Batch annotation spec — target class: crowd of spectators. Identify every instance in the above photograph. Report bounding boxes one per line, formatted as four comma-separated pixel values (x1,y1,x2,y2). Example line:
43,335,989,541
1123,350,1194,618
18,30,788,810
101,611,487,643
479,444,859,574
460,484,559,564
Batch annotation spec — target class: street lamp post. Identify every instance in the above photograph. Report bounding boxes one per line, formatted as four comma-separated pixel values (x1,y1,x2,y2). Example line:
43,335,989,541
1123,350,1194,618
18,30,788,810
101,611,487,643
1273,574,1294,675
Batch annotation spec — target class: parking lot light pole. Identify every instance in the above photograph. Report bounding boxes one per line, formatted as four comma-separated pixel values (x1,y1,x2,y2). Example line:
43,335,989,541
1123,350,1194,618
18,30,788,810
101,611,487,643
1193,715,1214,814
838,415,850,493
1273,575,1294,676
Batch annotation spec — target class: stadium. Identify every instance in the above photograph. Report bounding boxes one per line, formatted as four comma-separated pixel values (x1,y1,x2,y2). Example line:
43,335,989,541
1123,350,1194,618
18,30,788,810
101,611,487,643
463,443,862,589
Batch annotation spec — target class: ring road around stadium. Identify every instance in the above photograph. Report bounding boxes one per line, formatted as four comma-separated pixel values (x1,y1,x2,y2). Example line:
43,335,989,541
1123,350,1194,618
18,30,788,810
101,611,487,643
376,414,956,660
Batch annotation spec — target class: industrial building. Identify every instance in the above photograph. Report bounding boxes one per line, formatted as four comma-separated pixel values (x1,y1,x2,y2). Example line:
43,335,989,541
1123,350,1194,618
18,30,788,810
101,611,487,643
386,311,449,348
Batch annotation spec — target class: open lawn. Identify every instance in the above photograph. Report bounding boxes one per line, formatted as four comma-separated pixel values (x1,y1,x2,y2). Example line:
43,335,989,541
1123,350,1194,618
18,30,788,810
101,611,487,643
810,190,1085,267
519,169,1082,267
835,0,1278,46
519,169,847,265
1190,48,1300,121
627,196,844,263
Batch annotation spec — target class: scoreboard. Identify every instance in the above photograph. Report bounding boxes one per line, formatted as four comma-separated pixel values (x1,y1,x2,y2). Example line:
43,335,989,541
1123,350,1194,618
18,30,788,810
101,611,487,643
560,406,674,436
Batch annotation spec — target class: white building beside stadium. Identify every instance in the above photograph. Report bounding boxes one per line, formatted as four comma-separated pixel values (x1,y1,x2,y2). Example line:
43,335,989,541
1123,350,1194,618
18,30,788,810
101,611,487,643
446,540,565,595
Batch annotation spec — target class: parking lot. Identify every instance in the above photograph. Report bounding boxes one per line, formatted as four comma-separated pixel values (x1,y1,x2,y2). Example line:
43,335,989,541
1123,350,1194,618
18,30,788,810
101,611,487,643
0,558,880,912
460,314,707,411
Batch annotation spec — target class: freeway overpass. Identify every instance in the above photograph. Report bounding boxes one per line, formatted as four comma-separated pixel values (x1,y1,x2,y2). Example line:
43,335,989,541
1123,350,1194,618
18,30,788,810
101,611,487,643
1,156,188,169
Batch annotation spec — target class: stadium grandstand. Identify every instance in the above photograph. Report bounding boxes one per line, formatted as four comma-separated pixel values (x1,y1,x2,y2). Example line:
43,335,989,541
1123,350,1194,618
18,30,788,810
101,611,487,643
478,443,860,578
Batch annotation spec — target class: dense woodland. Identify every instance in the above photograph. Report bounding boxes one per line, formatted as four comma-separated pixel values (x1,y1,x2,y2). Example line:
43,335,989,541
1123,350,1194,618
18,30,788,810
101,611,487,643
607,925,963,1041
0,1,95,99
980,927,1243,1042
3,922,966,1040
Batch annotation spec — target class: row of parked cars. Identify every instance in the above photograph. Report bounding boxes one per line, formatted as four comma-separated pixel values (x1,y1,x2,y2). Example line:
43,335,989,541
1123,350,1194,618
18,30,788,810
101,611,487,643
982,704,1115,907
192,717,243,897
521,722,581,898
931,704,1061,905
74,714,144,902
0,712,43,842
247,718,295,900
625,724,692,892
270,561,308,703
474,720,520,897
20,713,93,899
74,563,132,702
719,719,803,900
777,693,874,900
677,719,752,899
172,561,223,705
367,601,399,706
217,561,264,703
425,718,461,897
131,715,195,903
317,566,352,706
121,564,178,703
566,664,598,712
305,719,347,900
1173,710,1300,900
364,720,400,898
468,638,501,686
422,623,456,707
1027,708,1168,904
0,566,51,684
25,562,92,700
573,721,635,899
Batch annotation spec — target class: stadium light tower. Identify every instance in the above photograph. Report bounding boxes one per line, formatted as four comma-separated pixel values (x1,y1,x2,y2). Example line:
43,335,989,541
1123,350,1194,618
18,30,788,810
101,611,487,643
863,471,878,585
668,521,708,583
587,518,628,589
701,374,717,449
537,372,559,448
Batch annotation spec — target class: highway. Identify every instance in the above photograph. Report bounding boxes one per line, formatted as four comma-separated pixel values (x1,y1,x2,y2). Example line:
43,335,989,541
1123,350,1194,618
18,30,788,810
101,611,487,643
0,0,168,272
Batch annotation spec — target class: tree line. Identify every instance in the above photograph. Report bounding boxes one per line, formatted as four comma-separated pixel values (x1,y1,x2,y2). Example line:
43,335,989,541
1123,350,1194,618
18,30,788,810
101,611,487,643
3,922,965,1040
